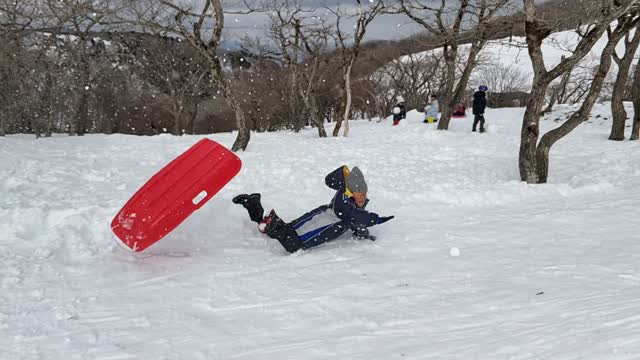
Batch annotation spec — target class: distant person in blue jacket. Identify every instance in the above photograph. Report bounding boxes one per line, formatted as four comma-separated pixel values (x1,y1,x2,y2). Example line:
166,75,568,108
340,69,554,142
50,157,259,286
232,166,394,253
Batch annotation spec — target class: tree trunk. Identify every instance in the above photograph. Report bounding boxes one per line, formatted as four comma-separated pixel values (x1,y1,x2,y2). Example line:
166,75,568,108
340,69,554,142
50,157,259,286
189,102,198,135
541,57,571,115
103,85,115,134
437,46,458,130
310,96,327,138
540,91,558,116
631,56,640,140
224,89,251,151
171,102,182,135
519,0,627,183
452,41,483,107
0,88,5,135
332,83,346,136
609,82,628,141
44,70,55,137
519,79,548,183
208,59,250,149
609,26,640,141
301,85,327,138
342,62,354,137
76,61,90,136
208,53,250,150
631,104,640,140
541,75,565,115
314,118,327,137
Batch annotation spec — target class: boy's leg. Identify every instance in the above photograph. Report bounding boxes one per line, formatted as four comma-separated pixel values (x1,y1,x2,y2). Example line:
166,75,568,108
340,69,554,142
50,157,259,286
296,221,350,250
232,193,264,223
263,210,303,253
472,115,479,131
479,116,486,133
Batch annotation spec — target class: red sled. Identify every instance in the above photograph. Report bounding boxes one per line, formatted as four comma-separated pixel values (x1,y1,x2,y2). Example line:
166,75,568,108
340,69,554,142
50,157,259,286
451,104,466,118
111,139,242,252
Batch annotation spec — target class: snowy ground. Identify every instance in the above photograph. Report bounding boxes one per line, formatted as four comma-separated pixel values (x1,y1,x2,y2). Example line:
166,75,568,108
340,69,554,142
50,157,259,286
2,104,640,359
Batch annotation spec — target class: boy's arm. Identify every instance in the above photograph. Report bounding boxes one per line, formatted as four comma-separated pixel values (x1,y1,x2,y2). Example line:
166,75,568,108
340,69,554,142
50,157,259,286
325,166,348,192
333,193,380,228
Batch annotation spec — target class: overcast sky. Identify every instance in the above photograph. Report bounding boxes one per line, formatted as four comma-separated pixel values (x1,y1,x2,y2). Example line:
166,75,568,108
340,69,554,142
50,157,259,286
213,0,526,48
219,0,427,48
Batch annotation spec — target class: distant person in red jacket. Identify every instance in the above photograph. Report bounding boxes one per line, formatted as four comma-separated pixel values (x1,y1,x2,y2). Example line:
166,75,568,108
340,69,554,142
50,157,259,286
452,103,466,117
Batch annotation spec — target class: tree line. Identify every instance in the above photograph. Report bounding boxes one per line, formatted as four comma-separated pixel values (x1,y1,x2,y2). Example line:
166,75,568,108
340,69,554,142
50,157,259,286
1,0,639,184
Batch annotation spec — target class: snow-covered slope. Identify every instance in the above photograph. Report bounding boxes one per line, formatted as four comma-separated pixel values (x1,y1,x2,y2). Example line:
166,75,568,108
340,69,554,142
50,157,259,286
2,105,640,359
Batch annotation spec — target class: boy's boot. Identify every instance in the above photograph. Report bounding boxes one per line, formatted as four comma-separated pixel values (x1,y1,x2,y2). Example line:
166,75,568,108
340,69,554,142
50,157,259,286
232,193,264,223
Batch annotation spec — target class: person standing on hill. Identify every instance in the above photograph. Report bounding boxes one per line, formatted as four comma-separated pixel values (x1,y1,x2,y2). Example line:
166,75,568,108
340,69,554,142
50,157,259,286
472,85,488,133
471,85,489,133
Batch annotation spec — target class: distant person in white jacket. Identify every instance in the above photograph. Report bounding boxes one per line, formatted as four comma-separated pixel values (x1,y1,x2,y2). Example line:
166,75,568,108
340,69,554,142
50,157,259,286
424,94,439,123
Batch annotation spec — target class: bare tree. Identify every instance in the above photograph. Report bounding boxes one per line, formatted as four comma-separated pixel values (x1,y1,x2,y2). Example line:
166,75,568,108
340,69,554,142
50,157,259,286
129,0,259,151
539,37,613,113
398,0,513,130
519,0,639,184
297,20,334,137
364,70,397,120
329,0,384,137
376,51,446,108
541,56,572,115
398,0,468,130
0,22,22,136
236,62,292,132
474,62,530,93
1,0,59,137
608,21,640,140
259,1,307,130
560,63,607,104
132,36,212,135
41,0,127,136
539,34,608,113
256,0,333,137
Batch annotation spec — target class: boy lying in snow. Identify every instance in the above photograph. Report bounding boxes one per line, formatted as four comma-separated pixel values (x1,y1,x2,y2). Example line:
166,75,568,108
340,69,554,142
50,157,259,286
232,165,394,253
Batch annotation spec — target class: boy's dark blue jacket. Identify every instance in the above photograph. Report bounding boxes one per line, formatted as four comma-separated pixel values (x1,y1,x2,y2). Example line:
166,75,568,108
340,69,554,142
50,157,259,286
290,166,381,249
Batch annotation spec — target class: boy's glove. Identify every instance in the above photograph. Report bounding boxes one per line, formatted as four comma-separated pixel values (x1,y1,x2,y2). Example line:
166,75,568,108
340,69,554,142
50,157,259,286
353,227,376,241
377,215,394,224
